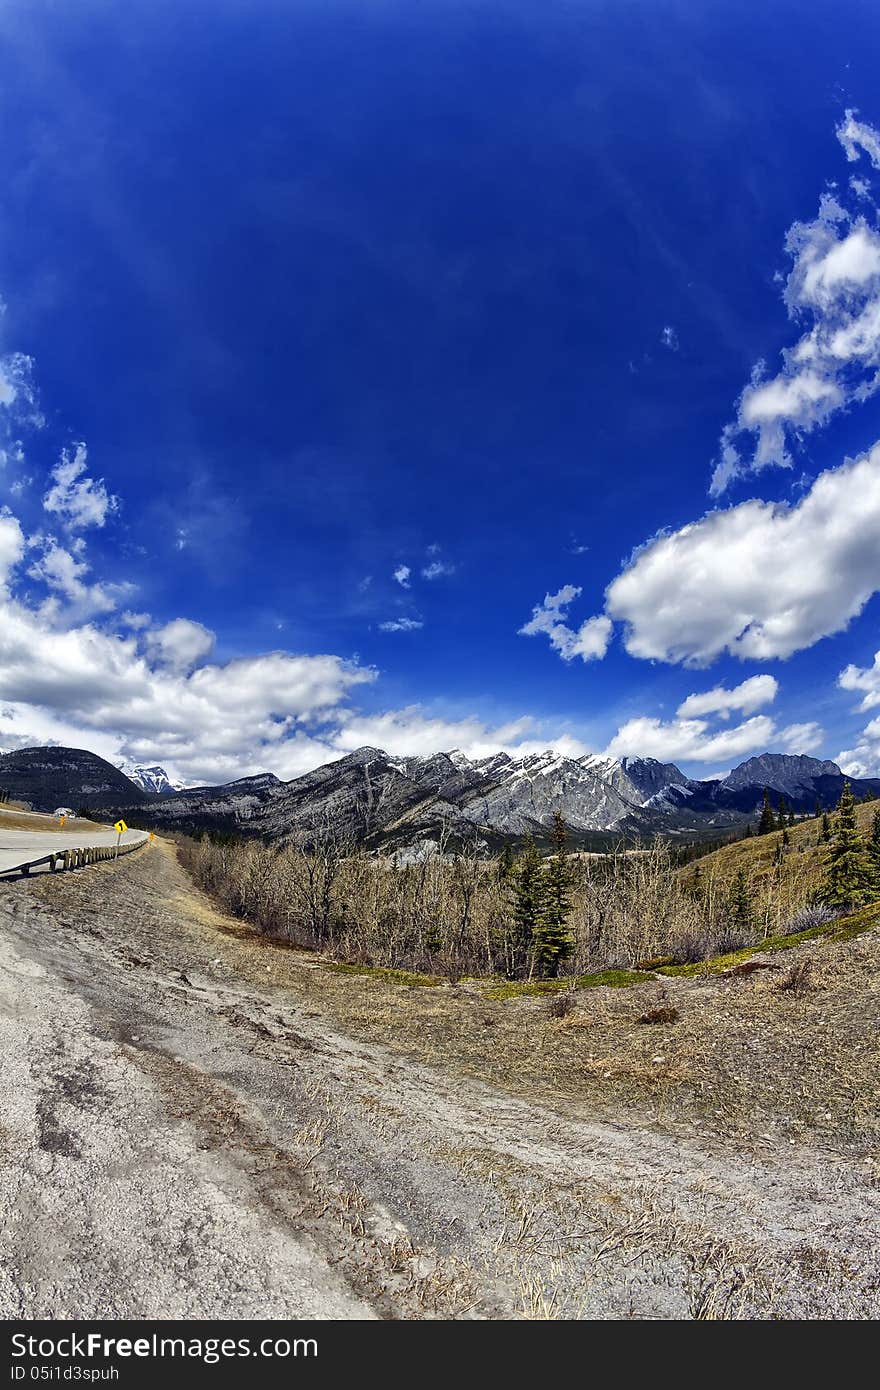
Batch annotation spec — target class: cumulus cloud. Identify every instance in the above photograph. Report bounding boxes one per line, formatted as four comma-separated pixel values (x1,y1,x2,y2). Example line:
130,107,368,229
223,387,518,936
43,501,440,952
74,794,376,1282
42,443,118,529
711,113,880,494
605,443,880,664
393,564,411,588
378,617,423,633
27,536,130,621
519,585,613,662
778,721,825,754
836,715,880,778
676,675,779,719
0,508,24,589
145,618,216,673
839,648,880,711
604,714,776,764
329,707,590,763
0,583,377,785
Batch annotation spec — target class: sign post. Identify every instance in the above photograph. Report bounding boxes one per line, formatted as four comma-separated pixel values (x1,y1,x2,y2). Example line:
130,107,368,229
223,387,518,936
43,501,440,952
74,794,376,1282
114,819,128,860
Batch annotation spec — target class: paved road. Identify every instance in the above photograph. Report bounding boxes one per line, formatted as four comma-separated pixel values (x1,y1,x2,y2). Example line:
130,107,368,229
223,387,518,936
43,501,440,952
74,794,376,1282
0,827,148,875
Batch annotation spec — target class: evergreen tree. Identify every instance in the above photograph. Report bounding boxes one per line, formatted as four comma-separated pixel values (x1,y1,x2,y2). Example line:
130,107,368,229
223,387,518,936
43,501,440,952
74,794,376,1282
788,806,796,827
867,808,880,899
814,797,822,820
758,789,775,835
532,812,575,977
821,782,873,909
509,838,542,978
745,823,754,838
821,811,831,843
777,795,788,829
782,825,790,848
727,868,752,936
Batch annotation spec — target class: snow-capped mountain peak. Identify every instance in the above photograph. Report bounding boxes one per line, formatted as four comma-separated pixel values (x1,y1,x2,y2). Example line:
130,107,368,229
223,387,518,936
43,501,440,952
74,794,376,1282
119,763,188,796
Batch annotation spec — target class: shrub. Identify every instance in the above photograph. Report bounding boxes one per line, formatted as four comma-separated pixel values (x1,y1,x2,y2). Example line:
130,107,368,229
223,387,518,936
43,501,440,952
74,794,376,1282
784,903,839,935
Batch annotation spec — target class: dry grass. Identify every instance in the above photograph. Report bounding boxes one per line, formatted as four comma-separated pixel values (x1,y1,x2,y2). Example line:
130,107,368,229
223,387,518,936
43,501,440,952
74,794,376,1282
0,807,107,833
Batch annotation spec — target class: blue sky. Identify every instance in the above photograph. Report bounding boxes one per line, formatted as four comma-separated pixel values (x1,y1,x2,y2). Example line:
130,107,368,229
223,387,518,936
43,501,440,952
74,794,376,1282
3,0,880,785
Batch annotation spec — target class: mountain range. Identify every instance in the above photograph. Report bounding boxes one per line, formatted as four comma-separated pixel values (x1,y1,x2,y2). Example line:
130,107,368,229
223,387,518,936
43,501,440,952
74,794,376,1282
2,743,876,850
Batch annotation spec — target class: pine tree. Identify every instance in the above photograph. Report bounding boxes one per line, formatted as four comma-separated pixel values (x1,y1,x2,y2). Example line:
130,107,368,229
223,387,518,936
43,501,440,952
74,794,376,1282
782,825,790,848
821,811,831,843
509,838,542,978
867,808,880,899
758,789,775,835
788,806,796,827
727,868,752,936
814,797,822,820
821,781,873,909
532,812,575,978
745,823,754,838
777,795,788,829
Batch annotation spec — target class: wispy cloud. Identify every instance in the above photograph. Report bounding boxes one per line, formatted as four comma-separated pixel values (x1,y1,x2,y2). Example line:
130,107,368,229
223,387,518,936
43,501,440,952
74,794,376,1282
42,442,118,529
519,584,612,662
393,564,411,588
378,616,423,632
711,111,880,494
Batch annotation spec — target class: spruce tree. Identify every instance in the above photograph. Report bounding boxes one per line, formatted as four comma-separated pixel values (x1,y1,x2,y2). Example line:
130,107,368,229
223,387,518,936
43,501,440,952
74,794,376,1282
821,782,872,909
814,797,822,820
509,838,542,977
788,806,796,827
821,812,831,843
777,795,788,829
727,868,753,936
867,808,880,899
532,812,575,978
758,789,775,835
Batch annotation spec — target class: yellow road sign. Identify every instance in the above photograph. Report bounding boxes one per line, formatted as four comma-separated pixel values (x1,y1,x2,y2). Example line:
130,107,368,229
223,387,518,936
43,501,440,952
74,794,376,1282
59,815,67,828
149,831,155,841
114,819,128,835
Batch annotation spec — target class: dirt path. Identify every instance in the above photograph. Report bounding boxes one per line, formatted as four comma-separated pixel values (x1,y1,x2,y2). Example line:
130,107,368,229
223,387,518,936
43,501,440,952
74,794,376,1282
1,842,879,1319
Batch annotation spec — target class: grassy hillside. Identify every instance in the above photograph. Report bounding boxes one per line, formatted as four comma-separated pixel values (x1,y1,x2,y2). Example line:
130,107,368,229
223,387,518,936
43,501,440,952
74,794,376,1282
678,798,879,924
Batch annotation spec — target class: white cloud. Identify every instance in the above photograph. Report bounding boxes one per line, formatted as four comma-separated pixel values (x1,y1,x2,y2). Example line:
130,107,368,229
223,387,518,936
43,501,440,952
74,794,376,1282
677,674,779,719
27,536,129,620
605,442,880,664
378,617,423,633
660,325,679,351
145,618,216,673
605,714,776,764
0,508,24,589
519,584,612,662
837,715,880,778
839,648,880,711
42,443,117,529
421,560,455,580
393,564,411,588
328,707,589,764
837,108,880,171
711,114,880,494
778,721,825,754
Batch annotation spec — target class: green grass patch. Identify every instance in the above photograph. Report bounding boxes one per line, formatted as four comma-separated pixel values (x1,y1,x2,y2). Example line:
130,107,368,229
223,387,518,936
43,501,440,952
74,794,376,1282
323,961,444,988
480,903,880,998
481,969,648,1000
656,902,880,978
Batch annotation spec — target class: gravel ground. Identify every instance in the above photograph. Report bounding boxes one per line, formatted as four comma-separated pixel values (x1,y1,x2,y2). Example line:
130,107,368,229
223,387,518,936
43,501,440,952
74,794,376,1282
1,840,879,1319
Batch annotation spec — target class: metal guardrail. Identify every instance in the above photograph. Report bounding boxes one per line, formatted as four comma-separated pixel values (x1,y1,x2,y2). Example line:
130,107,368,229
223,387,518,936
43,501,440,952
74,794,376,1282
3,833,150,878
